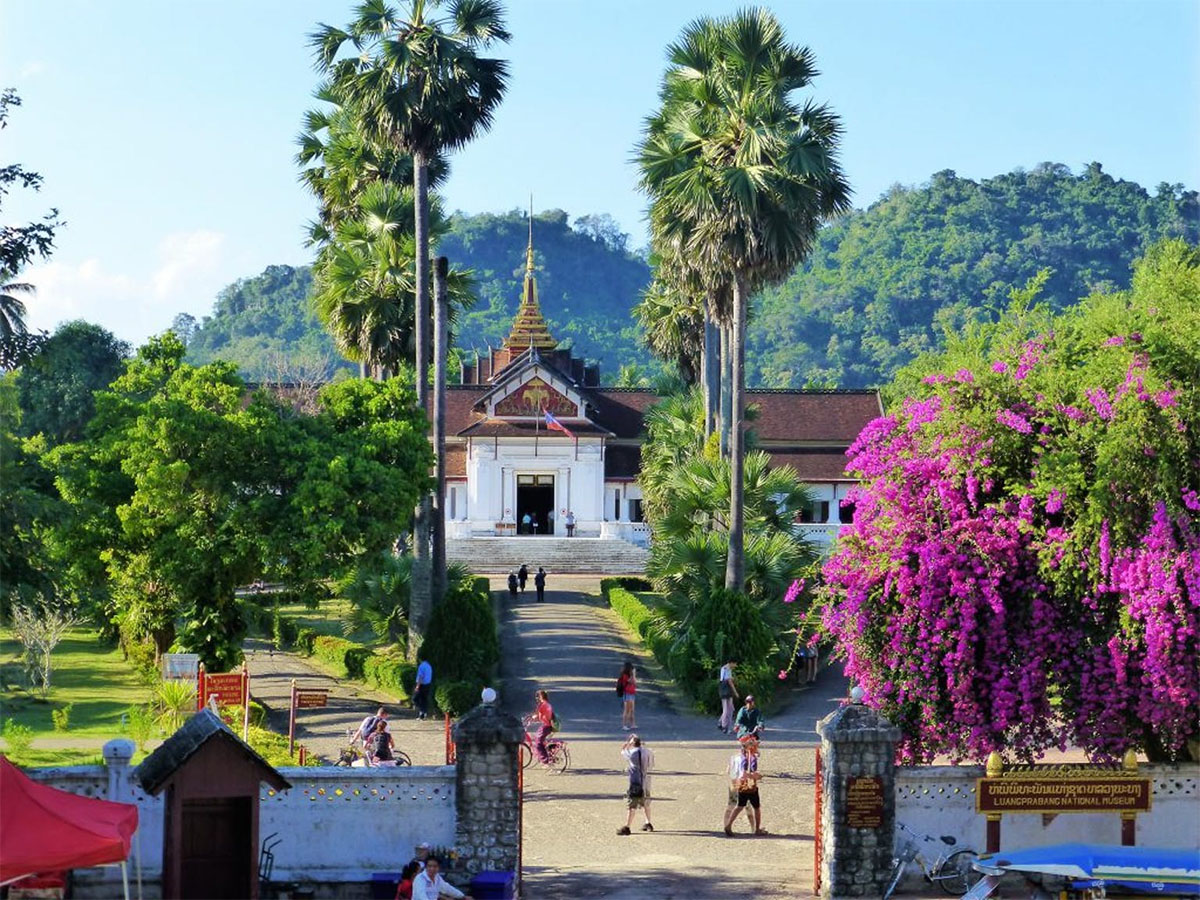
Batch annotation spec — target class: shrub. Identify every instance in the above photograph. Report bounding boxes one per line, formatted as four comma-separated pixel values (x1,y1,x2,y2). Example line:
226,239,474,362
51,703,73,733
155,680,198,734
295,628,318,655
124,638,160,686
273,614,299,650
422,581,498,685
124,705,156,750
362,656,416,703
435,680,482,718
3,720,34,756
246,723,320,767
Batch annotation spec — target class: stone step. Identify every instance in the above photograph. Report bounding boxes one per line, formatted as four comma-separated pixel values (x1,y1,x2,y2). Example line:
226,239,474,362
447,537,649,575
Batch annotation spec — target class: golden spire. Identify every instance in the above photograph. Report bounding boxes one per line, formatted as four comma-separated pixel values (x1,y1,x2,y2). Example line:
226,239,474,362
504,199,557,352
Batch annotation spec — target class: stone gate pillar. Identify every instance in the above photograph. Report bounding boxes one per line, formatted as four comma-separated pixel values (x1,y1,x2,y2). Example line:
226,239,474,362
816,693,902,897
453,697,525,882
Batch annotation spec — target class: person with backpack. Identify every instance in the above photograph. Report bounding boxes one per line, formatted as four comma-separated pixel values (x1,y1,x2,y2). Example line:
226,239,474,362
354,707,388,749
616,733,654,835
518,563,529,593
616,661,637,730
507,571,519,600
534,566,547,602
366,718,396,766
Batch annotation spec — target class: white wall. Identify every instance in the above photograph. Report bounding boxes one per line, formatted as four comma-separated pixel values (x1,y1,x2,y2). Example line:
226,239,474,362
29,764,457,892
895,763,1200,851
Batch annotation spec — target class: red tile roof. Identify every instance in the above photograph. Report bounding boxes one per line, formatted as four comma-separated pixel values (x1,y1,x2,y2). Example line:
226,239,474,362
764,448,855,482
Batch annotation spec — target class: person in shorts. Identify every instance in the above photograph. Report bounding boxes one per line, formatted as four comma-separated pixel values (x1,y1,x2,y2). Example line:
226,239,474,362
616,734,654,835
723,737,765,835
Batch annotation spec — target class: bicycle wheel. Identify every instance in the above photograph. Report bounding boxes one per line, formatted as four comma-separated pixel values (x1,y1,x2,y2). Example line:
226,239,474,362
520,742,533,769
394,750,412,767
883,860,906,900
550,741,570,774
940,850,981,895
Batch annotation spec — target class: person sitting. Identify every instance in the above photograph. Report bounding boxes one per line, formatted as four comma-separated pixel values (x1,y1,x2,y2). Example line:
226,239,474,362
411,856,464,900
734,694,764,742
367,718,397,767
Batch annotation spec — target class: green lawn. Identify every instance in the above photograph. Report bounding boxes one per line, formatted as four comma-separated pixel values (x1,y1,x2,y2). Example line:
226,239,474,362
0,627,154,740
266,596,378,645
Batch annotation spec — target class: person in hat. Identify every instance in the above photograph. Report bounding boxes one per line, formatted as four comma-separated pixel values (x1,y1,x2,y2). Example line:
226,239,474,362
734,694,764,742
723,736,766,836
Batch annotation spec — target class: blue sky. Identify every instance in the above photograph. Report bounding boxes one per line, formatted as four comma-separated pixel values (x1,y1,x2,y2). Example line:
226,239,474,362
3,0,1197,345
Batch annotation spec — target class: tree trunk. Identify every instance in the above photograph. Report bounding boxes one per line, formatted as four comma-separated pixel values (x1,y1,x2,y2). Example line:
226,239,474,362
431,256,448,606
719,320,733,459
724,275,747,592
703,311,719,442
409,153,432,660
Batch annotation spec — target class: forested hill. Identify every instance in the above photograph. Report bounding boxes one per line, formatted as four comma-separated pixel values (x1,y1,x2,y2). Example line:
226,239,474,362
748,163,1197,388
183,163,1196,387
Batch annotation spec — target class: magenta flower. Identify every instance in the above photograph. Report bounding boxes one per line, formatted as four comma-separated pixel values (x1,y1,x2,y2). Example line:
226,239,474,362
996,409,1033,433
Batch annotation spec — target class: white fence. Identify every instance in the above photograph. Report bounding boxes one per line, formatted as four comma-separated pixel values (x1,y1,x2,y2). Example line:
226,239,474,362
896,763,1200,850
29,762,457,895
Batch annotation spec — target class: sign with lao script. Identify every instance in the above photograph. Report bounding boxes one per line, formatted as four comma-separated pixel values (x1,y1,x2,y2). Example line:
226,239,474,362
977,777,1151,814
845,776,885,828
295,690,328,709
203,672,247,707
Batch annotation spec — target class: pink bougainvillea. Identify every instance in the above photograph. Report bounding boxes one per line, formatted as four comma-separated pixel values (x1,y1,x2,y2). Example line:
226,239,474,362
820,267,1200,763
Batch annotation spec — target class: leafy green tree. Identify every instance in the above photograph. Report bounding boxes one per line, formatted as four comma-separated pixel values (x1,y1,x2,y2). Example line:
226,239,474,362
45,336,433,668
636,10,850,590
16,320,129,445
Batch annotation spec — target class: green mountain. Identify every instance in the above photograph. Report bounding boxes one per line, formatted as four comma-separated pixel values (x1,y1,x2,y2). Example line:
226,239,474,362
748,162,1197,388
183,163,1196,388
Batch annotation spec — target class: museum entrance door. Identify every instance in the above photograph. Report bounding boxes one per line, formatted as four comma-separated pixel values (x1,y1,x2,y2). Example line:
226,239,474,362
516,474,555,535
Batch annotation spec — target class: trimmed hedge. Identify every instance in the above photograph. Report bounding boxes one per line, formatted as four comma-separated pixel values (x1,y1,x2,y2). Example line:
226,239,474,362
312,635,372,678
435,680,483,718
362,656,417,704
295,628,318,655
422,580,499,688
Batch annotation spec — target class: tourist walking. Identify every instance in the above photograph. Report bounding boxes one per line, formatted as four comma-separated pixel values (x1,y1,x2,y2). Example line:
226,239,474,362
565,509,576,537
717,658,739,733
507,571,519,600
534,566,546,602
617,661,637,730
411,856,464,900
413,657,433,720
616,734,654,835
734,694,764,742
723,737,766,836
532,689,555,764
518,563,529,593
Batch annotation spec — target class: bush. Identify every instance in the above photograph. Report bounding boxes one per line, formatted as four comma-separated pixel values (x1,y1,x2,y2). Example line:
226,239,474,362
246,723,320,767
3,720,34,756
124,705,156,751
124,638,160,686
312,635,374,677
435,680,482,718
422,581,499,686
51,703,73,733
273,614,299,650
362,656,416,703
155,680,198,734
295,627,318,655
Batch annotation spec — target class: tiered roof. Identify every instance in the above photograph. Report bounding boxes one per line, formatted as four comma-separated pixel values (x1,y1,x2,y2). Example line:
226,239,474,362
502,220,557,352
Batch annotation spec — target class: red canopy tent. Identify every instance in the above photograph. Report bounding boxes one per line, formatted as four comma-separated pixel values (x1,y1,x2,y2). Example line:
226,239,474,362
0,755,139,888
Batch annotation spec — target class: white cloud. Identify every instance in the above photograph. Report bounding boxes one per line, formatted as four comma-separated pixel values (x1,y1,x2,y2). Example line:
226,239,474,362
21,230,228,343
18,61,48,80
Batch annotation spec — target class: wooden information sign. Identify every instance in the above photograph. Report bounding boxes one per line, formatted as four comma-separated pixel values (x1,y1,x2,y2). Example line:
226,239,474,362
196,664,251,741
977,777,1151,814
845,776,885,828
295,690,328,709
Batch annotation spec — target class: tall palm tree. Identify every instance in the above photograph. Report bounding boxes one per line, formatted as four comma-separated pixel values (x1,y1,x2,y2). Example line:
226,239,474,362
1,270,32,345
311,0,509,657
636,9,850,591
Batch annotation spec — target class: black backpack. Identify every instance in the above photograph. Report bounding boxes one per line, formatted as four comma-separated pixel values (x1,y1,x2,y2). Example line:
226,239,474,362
370,731,392,760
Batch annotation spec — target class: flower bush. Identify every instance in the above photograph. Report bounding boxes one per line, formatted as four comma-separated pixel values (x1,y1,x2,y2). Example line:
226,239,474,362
821,242,1200,763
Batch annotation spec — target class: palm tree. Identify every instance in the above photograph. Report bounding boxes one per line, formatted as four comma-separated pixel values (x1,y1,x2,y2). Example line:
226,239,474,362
1,270,32,344
312,0,509,657
636,9,850,591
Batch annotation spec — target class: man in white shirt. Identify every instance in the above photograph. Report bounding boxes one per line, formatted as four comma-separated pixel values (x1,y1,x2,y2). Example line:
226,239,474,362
411,857,464,900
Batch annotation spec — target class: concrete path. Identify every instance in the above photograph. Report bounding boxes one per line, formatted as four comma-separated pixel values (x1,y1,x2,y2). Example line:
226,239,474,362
243,639,448,767
493,576,849,899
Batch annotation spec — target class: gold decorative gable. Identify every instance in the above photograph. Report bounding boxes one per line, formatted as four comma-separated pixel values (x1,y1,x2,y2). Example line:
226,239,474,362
494,376,576,417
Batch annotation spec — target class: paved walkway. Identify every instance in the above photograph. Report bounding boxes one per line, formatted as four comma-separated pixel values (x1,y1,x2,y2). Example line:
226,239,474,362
493,576,849,899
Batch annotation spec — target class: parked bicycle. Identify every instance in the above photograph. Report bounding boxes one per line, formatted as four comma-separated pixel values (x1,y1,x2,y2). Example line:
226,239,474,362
883,821,982,899
520,714,570,773
334,727,412,767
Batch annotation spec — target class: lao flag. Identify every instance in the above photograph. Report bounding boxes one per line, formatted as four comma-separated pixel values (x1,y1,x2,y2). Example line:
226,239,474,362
543,408,576,439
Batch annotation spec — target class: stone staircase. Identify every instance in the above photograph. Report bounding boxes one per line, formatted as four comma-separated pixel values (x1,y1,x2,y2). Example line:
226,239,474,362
446,536,649,575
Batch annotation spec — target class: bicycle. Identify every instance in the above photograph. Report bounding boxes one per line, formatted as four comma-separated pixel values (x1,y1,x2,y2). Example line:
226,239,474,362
520,715,570,773
883,821,982,899
335,727,412,767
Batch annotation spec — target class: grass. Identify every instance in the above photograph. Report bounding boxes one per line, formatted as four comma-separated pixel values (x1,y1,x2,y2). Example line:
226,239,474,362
267,596,378,645
1,628,154,737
